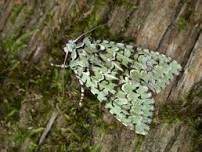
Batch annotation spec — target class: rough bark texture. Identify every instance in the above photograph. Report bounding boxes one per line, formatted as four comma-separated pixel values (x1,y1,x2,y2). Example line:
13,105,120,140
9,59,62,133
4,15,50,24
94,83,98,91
0,0,202,152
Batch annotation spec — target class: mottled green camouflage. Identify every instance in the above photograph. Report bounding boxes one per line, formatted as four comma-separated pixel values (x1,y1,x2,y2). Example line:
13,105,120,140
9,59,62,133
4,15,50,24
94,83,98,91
65,37,181,135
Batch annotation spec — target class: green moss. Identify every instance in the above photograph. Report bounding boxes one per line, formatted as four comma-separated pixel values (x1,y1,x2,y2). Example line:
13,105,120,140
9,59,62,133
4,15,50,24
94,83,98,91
1,29,36,55
88,0,108,24
0,99,21,122
11,127,42,152
0,44,104,150
93,25,110,39
9,4,25,24
158,102,196,126
0,1,106,151
159,104,183,124
177,17,189,31
87,13,102,29
177,2,194,32
192,123,202,152
134,136,144,152
116,0,138,10
89,144,102,152
14,128,43,145
196,91,202,97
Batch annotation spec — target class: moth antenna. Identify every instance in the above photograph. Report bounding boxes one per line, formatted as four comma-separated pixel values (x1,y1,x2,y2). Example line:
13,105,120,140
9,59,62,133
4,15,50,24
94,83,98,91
74,23,106,43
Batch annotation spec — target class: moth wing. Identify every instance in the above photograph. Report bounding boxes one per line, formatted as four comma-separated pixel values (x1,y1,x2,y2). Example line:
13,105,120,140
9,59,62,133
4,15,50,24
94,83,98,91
130,48,182,93
105,80,154,135
95,40,182,93
72,38,181,135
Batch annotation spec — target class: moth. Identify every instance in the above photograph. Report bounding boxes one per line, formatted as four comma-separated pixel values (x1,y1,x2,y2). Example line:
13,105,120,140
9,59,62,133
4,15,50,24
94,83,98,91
53,33,181,135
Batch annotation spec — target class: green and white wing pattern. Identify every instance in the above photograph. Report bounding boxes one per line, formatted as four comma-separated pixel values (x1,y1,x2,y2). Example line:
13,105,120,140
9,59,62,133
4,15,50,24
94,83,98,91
68,37,182,135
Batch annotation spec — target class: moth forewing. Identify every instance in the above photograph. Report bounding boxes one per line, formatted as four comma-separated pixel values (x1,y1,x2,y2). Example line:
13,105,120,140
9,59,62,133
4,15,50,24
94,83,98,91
63,37,182,135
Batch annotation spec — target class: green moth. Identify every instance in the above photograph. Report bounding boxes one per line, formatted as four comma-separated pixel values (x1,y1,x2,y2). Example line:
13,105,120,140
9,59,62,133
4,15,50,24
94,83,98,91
55,35,181,135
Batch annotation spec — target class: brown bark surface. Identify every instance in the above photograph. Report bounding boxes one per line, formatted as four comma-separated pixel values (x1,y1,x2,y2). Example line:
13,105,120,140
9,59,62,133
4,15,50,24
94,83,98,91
0,0,201,152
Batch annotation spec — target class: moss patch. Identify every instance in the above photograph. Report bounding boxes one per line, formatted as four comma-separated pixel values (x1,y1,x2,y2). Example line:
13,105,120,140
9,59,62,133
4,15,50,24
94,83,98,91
0,35,105,151
9,4,25,24
134,136,144,152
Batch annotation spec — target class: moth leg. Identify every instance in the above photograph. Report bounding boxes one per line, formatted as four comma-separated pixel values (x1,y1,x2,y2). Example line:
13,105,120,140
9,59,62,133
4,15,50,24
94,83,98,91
79,79,85,107
50,63,68,68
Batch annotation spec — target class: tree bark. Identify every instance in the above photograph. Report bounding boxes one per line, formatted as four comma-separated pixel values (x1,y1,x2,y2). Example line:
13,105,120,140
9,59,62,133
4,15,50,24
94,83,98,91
0,0,201,152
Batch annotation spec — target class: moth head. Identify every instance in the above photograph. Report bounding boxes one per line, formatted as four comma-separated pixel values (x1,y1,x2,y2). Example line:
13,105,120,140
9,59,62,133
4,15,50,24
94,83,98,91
64,40,77,54
64,24,105,54
63,39,84,64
